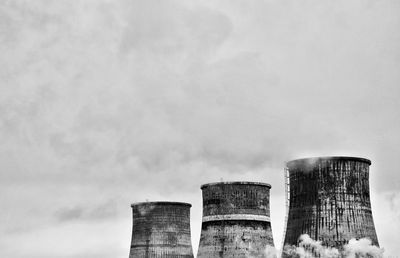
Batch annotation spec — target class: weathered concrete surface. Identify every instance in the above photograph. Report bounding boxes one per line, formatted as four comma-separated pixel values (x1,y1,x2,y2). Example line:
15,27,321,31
129,202,194,258
197,182,275,258
283,157,379,252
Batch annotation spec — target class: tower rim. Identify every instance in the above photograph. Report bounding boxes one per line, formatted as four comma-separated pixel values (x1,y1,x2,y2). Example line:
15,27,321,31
286,156,371,167
130,201,192,208
200,181,271,189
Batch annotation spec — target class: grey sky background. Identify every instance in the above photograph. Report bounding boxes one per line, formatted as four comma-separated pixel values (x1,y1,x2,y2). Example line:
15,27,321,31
0,0,399,257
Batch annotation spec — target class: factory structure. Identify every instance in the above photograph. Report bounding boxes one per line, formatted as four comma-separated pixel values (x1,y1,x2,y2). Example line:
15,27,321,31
282,157,379,253
128,156,380,257
197,182,274,257
129,202,194,258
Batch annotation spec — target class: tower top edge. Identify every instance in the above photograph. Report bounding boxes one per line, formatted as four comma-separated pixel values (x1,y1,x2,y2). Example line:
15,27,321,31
130,201,192,208
201,181,271,189
286,156,371,167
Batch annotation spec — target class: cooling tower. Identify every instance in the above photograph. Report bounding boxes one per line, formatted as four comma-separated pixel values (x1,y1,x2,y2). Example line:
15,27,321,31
129,201,194,258
197,182,275,258
282,156,379,252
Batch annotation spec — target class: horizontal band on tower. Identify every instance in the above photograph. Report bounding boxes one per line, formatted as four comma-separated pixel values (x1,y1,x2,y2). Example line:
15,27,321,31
202,214,270,222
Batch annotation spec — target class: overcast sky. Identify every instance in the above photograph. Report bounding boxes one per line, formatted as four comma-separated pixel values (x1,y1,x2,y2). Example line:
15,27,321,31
0,0,399,257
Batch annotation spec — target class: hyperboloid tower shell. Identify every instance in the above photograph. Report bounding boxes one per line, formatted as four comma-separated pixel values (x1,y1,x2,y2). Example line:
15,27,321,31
282,156,379,252
197,182,275,258
129,201,194,258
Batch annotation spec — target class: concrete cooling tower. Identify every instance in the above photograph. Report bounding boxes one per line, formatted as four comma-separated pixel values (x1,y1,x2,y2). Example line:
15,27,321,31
282,156,379,252
129,202,194,258
197,182,275,258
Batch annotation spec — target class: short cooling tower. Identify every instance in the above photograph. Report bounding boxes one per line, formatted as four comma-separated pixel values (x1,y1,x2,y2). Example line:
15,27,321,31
282,156,379,251
129,202,194,258
197,182,275,258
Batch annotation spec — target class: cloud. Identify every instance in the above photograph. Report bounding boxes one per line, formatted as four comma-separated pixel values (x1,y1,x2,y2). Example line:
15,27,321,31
55,201,118,222
55,206,84,222
372,191,400,257
387,192,400,216
2,0,399,182
119,0,232,56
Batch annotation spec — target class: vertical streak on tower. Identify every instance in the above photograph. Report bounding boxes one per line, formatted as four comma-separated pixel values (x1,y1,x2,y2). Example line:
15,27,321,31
129,202,194,258
282,156,379,251
197,182,275,258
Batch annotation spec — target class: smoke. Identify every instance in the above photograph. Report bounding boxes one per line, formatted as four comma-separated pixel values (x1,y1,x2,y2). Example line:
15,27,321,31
235,232,277,258
246,244,277,258
282,235,340,258
135,203,157,216
282,234,385,258
243,234,384,258
343,238,384,258
264,246,278,258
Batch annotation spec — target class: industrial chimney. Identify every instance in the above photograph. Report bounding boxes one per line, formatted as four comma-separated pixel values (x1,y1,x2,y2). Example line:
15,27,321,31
197,182,275,258
129,201,194,258
282,156,379,253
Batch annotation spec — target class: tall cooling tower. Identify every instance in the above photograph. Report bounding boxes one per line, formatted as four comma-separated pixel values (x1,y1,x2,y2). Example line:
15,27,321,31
129,202,194,258
197,182,275,258
282,156,379,251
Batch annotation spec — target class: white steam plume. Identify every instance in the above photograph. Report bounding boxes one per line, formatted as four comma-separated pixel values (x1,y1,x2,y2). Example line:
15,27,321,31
343,238,384,258
282,234,385,258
